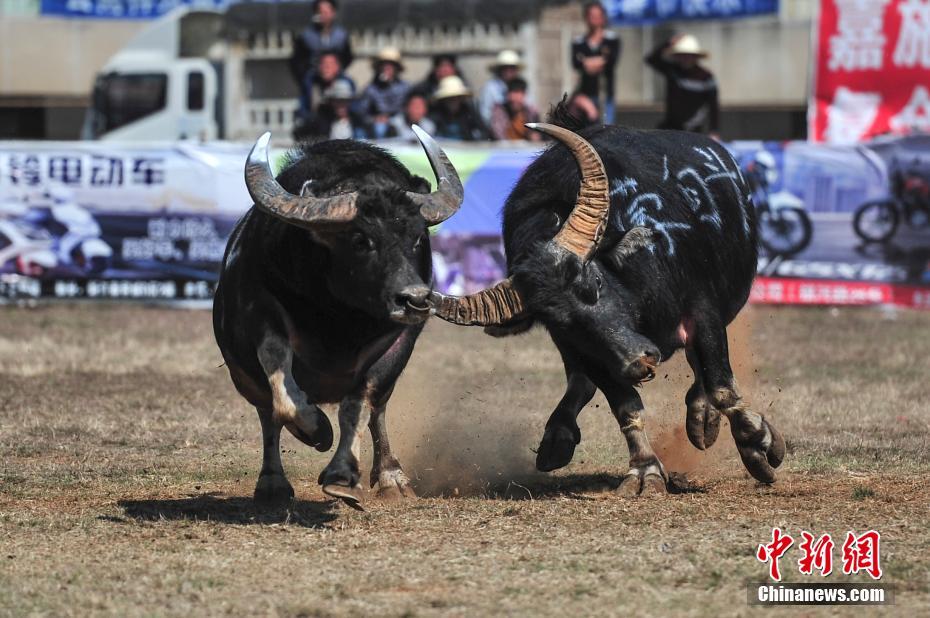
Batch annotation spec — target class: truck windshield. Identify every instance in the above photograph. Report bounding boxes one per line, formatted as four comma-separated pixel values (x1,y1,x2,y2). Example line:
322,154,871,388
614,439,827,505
86,73,168,138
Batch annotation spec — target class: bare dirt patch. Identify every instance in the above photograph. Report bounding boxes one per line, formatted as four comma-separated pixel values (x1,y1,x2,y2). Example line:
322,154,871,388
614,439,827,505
1,304,929,616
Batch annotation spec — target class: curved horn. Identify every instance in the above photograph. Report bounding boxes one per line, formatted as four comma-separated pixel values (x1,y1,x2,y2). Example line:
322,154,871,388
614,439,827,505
405,125,465,226
428,278,526,326
526,123,610,261
245,132,358,228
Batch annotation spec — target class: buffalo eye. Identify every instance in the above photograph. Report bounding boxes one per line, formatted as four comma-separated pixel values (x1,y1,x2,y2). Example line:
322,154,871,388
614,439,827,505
351,232,373,253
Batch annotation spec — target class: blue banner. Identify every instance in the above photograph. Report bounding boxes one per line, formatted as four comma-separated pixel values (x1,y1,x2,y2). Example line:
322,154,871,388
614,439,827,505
40,0,245,19
606,0,778,24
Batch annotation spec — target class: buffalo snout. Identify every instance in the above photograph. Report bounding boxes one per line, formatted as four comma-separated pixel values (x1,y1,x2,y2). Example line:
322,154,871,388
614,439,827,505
390,284,432,324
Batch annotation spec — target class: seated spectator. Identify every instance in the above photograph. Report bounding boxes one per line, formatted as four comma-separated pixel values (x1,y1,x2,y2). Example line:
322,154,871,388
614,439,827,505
411,53,466,102
479,50,524,126
300,79,364,140
292,52,355,140
389,92,437,141
356,47,410,139
490,78,541,141
428,76,489,141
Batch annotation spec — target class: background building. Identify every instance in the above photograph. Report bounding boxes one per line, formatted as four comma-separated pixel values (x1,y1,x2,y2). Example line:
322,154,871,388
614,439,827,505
1,0,815,140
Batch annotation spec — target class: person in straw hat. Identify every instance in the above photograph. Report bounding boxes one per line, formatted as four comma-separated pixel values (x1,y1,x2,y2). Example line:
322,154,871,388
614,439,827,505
645,33,720,136
428,75,489,141
303,78,363,140
479,49,525,126
357,46,410,139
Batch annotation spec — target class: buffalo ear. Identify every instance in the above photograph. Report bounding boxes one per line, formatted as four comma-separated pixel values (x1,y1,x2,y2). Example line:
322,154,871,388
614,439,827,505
409,175,432,195
483,316,535,337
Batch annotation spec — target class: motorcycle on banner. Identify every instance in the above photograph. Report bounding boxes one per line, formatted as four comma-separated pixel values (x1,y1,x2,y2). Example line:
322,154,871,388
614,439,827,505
745,151,813,256
854,158,930,244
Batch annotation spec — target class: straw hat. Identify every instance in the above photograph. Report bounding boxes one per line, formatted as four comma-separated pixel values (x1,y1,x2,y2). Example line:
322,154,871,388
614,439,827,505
668,34,708,57
323,79,355,101
433,75,472,100
374,46,404,71
490,49,524,70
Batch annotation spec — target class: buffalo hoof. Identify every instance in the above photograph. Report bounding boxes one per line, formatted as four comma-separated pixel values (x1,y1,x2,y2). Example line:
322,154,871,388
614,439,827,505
319,462,364,509
728,409,786,484
685,395,721,450
285,405,334,452
322,483,366,511
373,468,417,501
616,459,668,497
535,423,580,472
254,472,294,506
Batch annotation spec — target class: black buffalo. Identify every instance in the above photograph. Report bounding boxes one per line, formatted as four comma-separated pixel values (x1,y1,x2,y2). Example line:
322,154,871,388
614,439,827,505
214,127,463,509
430,112,786,494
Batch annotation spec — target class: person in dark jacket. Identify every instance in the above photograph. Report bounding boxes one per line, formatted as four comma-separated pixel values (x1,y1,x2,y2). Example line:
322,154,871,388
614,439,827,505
300,79,365,141
645,33,720,136
289,0,353,121
571,1,621,123
428,76,488,141
411,53,467,103
356,47,410,139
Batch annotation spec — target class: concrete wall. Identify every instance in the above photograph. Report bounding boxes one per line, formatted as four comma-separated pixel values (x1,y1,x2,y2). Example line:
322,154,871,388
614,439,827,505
0,16,143,98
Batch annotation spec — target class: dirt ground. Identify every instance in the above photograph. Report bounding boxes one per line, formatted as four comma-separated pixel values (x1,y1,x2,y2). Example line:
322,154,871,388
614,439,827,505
1,304,929,617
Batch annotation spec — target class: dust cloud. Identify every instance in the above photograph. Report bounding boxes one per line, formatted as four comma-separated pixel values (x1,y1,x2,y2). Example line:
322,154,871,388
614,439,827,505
372,310,760,496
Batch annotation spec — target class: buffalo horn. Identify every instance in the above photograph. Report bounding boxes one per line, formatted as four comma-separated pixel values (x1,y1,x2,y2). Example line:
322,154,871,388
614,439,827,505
244,132,358,229
405,125,465,226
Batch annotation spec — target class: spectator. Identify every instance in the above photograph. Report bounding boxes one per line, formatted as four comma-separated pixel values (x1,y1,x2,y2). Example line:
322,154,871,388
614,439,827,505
302,79,364,140
571,1,620,124
645,34,719,136
429,76,488,141
356,47,410,139
479,50,524,126
390,92,437,141
490,78,541,141
412,53,466,102
289,0,353,121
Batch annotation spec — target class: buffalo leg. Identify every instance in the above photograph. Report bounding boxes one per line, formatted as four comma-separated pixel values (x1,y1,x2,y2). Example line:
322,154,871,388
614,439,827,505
368,397,416,500
318,395,370,510
536,369,596,472
253,406,294,505
684,346,721,450
256,332,333,452
692,313,786,483
320,327,421,508
603,383,667,496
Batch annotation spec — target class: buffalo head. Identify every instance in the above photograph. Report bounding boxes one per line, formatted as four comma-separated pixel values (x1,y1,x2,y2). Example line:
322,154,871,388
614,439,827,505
245,127,463,325
428,124,660,383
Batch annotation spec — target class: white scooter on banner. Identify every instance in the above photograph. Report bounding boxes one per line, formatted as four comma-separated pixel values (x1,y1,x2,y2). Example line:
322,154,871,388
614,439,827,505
22,186,114,275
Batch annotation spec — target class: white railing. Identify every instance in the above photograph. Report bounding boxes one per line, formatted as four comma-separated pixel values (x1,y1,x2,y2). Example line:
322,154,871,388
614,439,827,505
243,22,523,60
241,99,299,139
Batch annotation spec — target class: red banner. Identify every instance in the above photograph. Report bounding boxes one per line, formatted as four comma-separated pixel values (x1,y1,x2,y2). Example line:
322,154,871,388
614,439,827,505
811,0,930,143
751,277,930,309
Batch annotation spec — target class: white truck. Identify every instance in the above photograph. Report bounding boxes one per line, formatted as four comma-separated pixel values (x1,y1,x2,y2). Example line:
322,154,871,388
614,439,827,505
82,8,225,142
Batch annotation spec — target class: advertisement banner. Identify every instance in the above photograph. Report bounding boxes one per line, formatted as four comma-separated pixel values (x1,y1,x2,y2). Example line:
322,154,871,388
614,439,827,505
0,139,928,306
811,0,930,144
40,0,242,19
606,0,778,24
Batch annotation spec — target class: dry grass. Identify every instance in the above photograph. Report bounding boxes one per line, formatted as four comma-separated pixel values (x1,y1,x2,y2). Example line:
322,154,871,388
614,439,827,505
1,304,929,616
